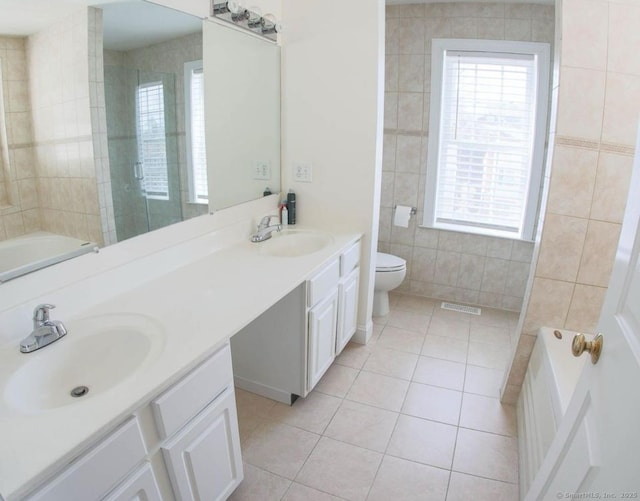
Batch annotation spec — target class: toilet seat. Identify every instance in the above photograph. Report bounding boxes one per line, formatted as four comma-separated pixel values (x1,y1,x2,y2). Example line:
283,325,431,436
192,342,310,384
376,252,406,272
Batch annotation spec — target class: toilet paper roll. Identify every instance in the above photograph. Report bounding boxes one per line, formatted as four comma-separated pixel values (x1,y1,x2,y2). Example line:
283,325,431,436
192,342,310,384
393,205,412,228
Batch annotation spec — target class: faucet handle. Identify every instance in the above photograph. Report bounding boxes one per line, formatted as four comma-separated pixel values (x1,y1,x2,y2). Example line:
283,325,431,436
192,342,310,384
258,214,279,229
33,303,55,323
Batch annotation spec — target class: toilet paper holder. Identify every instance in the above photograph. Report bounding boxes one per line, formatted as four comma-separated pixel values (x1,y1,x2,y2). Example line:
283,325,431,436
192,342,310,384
394,205,417,215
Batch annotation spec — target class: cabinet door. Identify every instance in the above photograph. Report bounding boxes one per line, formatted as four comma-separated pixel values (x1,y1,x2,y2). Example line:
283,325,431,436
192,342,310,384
336,268,359,356
162,387,243,501
308,289,338,391
103,463,162,501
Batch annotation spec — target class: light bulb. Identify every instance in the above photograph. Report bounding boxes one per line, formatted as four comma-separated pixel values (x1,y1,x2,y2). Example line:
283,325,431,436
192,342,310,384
227,1,244,15
247,7,262,27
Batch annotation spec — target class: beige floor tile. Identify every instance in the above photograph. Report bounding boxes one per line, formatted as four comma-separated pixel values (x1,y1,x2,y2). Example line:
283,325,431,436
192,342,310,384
335,342,373,369
346,370,410,412
372,313,389,325
393,293,438,315
377,325,426,354
372,322,385,337
422,334,468,363
387,414,457,469
469,324,511,346
459,393,517,437
367,455,450,501
427,316,470,340
235,388,277,420
229,463,291,501
412,356,466,391
237,410,264,447
362,346,419,380
401,382,462,425
386,310,431,334
446,472,518,501
242,420,320,480
295,437,382,501
267,391,342,434
431,307,473,326
324,400,398,453
467,342,511,371
471,307,511,328
453,428,519,483
282,482,343,501
314,363,359,398
463,365,504,398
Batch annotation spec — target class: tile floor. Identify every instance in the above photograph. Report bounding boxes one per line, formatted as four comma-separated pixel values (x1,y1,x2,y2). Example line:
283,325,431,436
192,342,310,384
231,293,521,501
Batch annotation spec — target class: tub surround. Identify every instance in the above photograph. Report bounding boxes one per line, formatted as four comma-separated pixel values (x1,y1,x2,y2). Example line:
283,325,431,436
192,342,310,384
0,194,361,499
518,327,588,498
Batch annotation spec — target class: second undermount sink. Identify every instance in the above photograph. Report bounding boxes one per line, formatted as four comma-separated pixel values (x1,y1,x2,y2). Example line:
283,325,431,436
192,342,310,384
3,313,165,414
259,229,333,257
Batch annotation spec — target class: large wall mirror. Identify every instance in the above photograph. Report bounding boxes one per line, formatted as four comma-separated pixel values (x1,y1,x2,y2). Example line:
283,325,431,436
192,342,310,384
0,0,281,282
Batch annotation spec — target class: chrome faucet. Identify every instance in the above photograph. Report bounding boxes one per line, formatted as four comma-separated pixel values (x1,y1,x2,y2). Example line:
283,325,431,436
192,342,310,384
19,304,68,353
251,215,282,243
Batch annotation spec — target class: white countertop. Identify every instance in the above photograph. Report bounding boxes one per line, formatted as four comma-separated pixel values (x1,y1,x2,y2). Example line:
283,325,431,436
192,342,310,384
0,226,361,500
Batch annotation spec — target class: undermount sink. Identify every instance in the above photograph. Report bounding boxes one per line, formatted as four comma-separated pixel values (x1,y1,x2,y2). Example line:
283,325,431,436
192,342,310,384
3,313,165,414
259,229,333,257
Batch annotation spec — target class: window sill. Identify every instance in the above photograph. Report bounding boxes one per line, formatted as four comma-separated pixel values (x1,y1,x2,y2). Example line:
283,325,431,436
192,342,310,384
418,223,535,243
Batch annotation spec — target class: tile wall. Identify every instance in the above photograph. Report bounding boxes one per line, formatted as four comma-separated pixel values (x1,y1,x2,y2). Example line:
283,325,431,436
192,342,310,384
503,0,640,403
27,8,106,246
0,36,41,240
381,2,554,312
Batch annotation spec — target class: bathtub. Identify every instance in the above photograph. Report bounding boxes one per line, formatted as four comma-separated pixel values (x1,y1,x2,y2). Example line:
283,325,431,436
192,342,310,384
0,231,98,283
517,327,588,500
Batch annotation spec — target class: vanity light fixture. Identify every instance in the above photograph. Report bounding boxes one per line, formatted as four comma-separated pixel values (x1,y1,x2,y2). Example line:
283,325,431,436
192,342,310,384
211,1,281,42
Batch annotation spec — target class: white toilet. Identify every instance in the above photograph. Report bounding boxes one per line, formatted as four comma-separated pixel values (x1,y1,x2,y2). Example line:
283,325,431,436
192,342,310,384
373,252,407,317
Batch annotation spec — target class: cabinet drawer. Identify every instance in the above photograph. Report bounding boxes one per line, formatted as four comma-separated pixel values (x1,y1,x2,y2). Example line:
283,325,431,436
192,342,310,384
308,258,340,307
103,463,162,501
152,344,233,440
340,241,360,276
27,418,146,501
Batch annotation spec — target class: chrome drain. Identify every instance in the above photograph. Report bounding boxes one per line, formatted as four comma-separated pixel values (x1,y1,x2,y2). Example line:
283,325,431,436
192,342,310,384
70,386,89,398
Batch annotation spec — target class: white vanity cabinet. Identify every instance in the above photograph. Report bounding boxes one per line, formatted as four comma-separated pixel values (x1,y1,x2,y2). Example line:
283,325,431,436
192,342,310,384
231,239,361,404
25,418,152,501
24,343,242,501
336,242,360,356
306,240,361,390
307,287,339,390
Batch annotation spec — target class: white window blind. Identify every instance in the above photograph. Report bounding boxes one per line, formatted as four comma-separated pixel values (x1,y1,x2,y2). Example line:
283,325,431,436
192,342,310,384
136,82,169,201
424,40,550,240
185,61,208,204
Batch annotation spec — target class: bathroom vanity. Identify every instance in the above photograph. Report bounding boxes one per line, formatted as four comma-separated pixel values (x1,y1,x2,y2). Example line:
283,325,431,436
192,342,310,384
0,204,362,500
231,240,360,403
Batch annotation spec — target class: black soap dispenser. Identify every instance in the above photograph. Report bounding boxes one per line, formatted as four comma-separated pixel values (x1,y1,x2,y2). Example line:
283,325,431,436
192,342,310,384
287,189,296,225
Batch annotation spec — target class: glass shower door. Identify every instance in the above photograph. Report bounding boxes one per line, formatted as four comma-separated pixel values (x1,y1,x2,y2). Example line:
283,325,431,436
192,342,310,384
104,66,183,242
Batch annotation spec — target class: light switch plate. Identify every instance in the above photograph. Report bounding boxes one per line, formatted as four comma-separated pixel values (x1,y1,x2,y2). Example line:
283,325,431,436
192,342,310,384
253,161,271,180
293,162,313,182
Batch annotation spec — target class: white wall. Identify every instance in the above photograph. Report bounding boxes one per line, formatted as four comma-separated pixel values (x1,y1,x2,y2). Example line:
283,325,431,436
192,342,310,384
280,0,385,341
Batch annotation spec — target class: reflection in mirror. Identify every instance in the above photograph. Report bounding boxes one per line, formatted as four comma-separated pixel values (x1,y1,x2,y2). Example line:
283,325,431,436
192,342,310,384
0,0,281,281
102,1,207,242
204,20,281,211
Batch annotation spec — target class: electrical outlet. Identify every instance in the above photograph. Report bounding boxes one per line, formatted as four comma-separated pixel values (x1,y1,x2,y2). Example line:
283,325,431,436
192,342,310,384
293,162,313,182
253,161,271,180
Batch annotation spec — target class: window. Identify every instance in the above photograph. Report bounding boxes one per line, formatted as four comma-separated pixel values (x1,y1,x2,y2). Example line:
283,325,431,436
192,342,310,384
423,39,550,240
184,60,208,204
136,81,169,200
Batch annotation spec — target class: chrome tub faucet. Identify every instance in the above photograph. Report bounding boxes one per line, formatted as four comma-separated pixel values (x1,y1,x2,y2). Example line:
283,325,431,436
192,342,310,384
19,304,68,353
